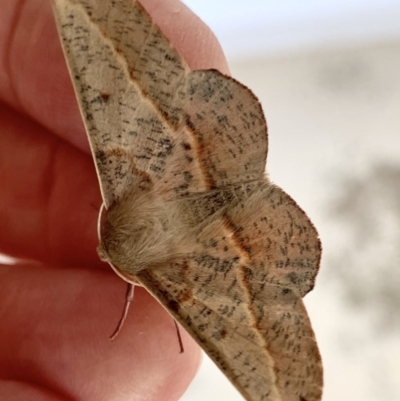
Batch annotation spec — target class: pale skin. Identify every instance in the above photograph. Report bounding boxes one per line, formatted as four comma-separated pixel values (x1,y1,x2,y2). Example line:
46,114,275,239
0,0,229,400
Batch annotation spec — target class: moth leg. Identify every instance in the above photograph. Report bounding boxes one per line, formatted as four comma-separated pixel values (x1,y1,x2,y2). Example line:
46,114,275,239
174,320,184,354
110,283,135,340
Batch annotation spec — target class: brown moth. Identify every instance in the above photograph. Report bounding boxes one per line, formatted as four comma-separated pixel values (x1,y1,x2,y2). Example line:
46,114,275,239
52,0,323,400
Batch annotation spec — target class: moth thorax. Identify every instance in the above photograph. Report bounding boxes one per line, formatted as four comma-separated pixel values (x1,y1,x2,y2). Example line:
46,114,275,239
99,190,176,277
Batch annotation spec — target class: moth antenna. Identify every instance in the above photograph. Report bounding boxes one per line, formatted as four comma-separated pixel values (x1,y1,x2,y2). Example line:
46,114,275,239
174,319,184,354
110,283,135,341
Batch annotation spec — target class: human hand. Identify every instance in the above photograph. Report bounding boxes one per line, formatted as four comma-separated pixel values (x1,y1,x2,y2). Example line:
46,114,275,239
0,0,229,399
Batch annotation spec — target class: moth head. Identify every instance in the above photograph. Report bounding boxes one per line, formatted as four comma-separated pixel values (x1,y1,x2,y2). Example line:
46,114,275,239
97,189,176,279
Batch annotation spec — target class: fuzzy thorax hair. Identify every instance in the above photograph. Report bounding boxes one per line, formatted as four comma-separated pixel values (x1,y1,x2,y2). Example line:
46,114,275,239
98,188,179,277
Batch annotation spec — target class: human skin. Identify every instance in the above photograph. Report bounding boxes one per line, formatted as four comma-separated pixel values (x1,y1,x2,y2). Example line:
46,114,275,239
0,0,230,400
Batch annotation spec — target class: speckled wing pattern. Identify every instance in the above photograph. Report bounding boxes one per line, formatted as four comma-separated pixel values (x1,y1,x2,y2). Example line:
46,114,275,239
138,182,322,401
53,0,190,207
52,0,267,207
53,0,323,400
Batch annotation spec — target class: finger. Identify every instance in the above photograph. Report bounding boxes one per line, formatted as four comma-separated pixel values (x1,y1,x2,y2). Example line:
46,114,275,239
0,0,229,153
0,104,101,266
0,264,201,401
0,0,229,266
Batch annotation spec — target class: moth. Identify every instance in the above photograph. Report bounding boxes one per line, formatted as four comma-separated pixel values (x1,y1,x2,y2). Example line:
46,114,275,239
52,0,323,400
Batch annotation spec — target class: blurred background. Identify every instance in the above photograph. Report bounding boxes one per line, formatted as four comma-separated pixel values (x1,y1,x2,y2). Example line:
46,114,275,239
180,1,400,400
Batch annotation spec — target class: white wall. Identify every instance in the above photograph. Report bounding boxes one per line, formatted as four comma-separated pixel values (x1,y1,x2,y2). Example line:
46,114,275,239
184,0,400,58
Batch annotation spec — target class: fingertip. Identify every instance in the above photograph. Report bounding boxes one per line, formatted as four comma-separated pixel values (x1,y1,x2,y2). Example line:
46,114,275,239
141,0,230,74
